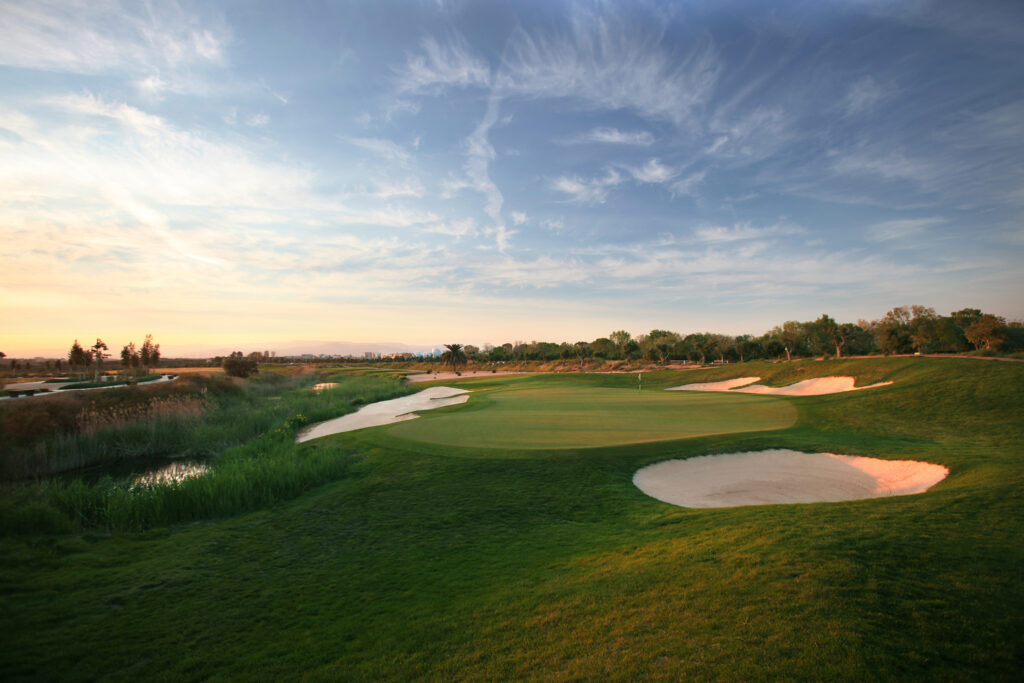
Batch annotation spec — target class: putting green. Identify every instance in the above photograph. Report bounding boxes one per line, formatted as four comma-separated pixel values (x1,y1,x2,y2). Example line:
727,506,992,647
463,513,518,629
386,384,797,449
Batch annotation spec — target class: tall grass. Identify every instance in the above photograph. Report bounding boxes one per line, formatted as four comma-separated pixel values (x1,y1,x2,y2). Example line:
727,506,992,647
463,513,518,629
0,373,411,534
1,372,408,480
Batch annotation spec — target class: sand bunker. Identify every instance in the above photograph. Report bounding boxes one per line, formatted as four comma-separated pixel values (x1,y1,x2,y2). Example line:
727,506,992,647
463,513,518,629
296,386,470,443
667,376,892,396
634,449,948,508
667,377,761,392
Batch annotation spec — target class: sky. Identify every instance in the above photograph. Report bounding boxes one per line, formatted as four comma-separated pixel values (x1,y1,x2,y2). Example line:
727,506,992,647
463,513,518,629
1,0,1023,357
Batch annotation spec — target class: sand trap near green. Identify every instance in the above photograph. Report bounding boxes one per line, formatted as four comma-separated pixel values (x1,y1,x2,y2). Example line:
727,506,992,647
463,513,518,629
634,449,949,508
385,385,796,449
297,386,470,442
668,375,892,396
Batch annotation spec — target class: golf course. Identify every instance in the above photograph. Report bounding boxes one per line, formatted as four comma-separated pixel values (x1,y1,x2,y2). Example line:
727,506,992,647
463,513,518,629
1,356,1022,679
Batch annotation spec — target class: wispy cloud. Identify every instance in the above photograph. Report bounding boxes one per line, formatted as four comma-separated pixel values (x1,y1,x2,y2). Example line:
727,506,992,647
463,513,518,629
463,96,504,224
423,217,476,238
509,211,528,225
843,75,892,116
0,0,229,75
670,170,706,197
495,15,719,126
706,106,790,160
368,178,425,199
347,136,413,165
551,168,623,203
830,148,935,184
395,35,491,93
869,217,944,241
626,158,677,184
396,13,719,127
694,222,805,243
562,127,654,145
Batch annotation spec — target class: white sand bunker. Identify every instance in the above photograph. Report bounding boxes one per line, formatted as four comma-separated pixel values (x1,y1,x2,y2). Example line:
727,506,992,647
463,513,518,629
668,376,892,396
668,377,761,392
634,449,948,508
296,386,469,443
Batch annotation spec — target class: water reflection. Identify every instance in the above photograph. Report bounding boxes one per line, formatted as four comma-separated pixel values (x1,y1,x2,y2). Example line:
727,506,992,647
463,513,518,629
133,461,209,486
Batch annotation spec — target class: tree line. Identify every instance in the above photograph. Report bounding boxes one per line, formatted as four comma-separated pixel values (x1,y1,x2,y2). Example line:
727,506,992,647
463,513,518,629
65,335,161,380
456,306,1021,365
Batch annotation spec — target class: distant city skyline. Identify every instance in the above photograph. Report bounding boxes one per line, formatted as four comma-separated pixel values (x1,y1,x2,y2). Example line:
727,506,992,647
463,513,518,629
2,0,1022,357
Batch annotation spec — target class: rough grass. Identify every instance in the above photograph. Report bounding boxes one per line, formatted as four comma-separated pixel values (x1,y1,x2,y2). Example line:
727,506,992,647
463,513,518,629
0,357,1021,680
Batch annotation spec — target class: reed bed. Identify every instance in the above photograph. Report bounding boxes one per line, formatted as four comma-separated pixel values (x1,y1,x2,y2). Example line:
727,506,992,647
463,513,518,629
0,373,411,533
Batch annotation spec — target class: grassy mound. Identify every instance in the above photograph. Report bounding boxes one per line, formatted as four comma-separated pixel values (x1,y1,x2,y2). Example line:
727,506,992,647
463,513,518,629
0,357,1021,680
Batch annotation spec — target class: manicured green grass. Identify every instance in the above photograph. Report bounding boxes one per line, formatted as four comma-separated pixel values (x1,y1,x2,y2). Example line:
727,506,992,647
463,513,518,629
387,383,796,448
1,357,1021,680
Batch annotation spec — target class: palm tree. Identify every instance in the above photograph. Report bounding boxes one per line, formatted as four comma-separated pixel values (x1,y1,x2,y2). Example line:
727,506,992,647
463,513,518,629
440,343,467,374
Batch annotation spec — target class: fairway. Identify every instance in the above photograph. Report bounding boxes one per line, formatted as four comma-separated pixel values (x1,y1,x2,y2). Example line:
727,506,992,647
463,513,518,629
386,382,796,448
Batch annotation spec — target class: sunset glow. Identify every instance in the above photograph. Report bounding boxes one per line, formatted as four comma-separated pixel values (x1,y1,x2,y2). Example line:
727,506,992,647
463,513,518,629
2,1,1022,357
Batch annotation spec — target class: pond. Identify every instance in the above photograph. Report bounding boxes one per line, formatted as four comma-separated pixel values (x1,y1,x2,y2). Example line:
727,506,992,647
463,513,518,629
56,453,212,486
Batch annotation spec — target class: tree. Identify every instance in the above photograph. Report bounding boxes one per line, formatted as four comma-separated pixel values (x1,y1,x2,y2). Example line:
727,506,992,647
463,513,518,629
91,339,109,380
609,330,632,359
222,351,259,378
842,322,875,356
440,344,467,373
682,333,710,364
711,334,734,363
68,340,87,378
964,314,1007,351
873,307,914,355
608,330,631,346
590,337,615,359
951,308,983,331
140,334,160,373
82,346,93,376
735,335,762,362
907,306,943,353
654,342,673,364
573,341,592,369
121,342,140,378
810,314,845,358
772,321,806,362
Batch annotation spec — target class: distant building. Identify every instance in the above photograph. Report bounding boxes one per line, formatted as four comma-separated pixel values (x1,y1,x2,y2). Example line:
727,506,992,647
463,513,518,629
364,351,378,360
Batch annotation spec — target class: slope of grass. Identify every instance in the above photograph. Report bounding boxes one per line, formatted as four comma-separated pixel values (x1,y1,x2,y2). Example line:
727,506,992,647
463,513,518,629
0,357,1021,680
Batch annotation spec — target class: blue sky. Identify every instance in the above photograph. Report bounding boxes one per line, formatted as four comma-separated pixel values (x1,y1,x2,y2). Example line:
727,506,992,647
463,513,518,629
2,0,1022,355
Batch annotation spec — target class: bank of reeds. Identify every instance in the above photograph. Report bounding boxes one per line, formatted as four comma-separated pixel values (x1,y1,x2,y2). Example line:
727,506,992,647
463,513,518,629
0,373,411,534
